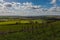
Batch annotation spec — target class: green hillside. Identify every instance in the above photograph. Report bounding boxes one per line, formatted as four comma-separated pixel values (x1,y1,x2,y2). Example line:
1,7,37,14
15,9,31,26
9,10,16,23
0,19,59,40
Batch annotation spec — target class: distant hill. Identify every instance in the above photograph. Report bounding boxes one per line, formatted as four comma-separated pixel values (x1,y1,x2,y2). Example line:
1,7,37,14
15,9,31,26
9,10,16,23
0,15,60,20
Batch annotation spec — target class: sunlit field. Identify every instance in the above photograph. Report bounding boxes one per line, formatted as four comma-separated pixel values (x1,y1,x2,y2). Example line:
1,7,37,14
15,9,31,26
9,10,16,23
0,18,60,40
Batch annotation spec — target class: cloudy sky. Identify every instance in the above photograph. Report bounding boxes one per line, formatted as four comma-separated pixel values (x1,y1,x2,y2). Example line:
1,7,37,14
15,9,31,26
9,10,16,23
0,0,60,16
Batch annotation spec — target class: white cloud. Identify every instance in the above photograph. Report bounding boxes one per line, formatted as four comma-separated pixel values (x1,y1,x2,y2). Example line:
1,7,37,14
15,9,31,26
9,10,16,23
0,0,60,16
0,0,4,2
50,0,56,4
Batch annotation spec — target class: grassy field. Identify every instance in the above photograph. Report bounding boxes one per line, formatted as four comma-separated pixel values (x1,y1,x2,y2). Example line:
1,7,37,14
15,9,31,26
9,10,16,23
0,19,60,40
0,19,44,25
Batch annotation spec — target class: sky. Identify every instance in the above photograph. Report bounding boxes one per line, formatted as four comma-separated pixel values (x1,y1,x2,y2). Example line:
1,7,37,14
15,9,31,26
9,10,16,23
0,0,60,16
4,0,60,7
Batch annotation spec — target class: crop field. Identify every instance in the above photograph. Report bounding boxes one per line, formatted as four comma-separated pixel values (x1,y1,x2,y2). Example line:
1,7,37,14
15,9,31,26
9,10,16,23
0,19,44,25
0,19,60,40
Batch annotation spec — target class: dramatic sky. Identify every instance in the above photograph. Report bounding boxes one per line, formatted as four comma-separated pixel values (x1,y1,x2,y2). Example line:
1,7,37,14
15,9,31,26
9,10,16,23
0,0,60,16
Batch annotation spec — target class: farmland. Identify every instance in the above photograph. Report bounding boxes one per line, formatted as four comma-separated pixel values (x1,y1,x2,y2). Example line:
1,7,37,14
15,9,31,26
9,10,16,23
0,17,60,40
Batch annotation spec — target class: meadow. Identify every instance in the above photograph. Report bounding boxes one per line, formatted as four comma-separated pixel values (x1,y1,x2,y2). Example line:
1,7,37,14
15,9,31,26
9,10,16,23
0,19,60,40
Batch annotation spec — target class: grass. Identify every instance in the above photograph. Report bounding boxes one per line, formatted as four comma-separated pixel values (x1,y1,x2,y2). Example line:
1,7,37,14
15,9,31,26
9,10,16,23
0,19,44,25
0,19,59,40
